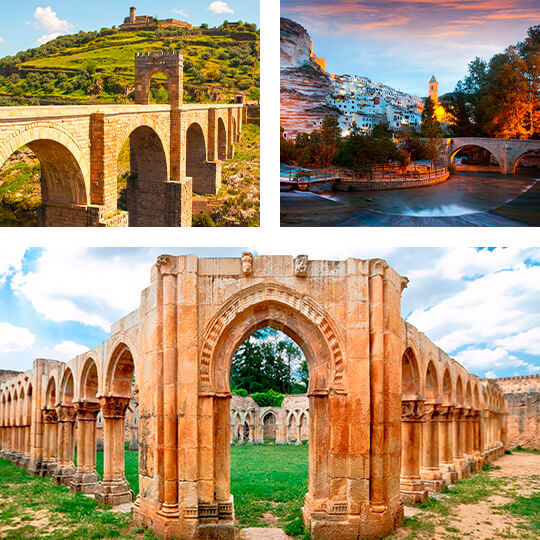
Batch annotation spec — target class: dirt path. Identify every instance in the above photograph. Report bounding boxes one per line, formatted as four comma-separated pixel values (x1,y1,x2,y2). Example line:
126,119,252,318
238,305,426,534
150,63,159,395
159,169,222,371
393,452,540,539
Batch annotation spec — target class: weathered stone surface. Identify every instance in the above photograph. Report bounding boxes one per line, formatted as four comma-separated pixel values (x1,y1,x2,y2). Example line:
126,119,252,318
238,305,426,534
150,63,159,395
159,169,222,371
0,255,509,539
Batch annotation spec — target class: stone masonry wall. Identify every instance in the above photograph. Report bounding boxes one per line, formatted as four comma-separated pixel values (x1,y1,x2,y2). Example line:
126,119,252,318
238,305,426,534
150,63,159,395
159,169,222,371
496,375,539,449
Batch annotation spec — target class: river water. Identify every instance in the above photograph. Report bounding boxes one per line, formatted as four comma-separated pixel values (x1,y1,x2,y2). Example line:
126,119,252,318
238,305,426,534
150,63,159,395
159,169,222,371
280,163,540,226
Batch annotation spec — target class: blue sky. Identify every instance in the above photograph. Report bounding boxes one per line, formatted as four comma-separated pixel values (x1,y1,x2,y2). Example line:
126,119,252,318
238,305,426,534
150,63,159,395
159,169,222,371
0,247,539,380
0,2,258,57
281,0,539,96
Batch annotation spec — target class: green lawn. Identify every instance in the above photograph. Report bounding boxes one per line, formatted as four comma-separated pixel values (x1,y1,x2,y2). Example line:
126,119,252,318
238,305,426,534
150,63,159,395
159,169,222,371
0,444,308,538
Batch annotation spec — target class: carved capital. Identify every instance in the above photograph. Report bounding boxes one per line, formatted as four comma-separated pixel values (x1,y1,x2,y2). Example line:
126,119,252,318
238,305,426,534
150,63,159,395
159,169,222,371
42,408,58,424
401,399,425,422
99,396,130,419
155,254,177,276
74,401,100,421
56,405,76,423
424,402,441,420
294,255,308,277
438,405,454,421
241,252,253,276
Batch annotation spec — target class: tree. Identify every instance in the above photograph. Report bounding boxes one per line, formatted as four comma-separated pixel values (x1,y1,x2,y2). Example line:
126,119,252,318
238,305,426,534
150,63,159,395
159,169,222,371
440,80,475,136
421,97,440,138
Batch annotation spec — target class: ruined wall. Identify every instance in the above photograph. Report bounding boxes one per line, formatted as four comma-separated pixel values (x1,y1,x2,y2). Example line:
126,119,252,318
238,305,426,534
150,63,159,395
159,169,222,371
0,370,22,385
496,375,539,449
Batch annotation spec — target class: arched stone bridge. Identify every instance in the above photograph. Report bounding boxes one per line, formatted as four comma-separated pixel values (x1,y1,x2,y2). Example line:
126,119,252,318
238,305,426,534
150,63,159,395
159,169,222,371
0,51,245,226
0,255,507,540
446,137,540,175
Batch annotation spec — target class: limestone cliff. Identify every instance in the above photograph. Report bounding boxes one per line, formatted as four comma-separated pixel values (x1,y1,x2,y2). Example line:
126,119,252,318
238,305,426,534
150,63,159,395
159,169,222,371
280,18,339,138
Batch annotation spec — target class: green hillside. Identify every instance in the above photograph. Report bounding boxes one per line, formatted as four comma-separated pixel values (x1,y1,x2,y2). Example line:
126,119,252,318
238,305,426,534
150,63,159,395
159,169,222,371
0,21,259,105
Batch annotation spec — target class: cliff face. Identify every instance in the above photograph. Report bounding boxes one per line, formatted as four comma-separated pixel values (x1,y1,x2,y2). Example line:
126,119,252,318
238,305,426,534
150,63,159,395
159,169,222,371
280,18,338,139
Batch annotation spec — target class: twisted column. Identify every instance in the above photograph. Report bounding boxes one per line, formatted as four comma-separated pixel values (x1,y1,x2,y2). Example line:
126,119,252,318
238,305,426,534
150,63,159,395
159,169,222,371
52,406,76,486
95,396,133,506
70,401,100,494
400,399,428,504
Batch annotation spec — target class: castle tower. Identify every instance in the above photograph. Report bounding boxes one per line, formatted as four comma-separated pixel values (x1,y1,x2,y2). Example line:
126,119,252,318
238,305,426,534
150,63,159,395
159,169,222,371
429,75,438,103
130,6,136,24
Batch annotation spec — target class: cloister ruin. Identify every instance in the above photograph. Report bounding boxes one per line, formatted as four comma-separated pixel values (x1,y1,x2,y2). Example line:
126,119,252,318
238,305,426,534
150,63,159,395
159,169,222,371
0,254,507,539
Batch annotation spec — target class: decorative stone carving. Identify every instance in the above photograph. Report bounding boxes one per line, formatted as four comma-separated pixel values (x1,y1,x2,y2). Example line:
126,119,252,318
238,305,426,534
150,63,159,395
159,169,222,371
401,400,425,422
56,406,76,423
99,396,130,419
74,401,100,420
294,254,308,277
42,409,58,424
241,252,253,276
155,254,176,275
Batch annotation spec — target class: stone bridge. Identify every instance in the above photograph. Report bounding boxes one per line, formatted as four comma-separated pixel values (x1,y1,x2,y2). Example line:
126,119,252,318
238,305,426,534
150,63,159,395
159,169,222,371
0,51,245,226
0,255,507,540
446,137,540,175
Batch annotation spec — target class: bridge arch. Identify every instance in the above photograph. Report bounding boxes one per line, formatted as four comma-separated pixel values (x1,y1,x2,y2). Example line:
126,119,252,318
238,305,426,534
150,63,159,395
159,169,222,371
186,121,212,194
0,123,90,207
450,143,499,166
512,150,540,173
217,117,227,160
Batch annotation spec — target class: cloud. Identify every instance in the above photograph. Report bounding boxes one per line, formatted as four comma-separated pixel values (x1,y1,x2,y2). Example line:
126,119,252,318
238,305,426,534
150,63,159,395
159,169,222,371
0,36,5,44
54,340,89,360
10,247,152,331
0,246,27,285
171,8,188,17
0,323,35,353
32,6,73,44
208,1,234,15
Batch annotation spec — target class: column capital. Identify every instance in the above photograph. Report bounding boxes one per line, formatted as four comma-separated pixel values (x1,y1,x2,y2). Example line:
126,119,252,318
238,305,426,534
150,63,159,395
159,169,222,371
73,401,100,420
424,402,441,420
438,404,454,420
401,399,426,422
56,405,76,423
99,396,130,419
42,408,58,424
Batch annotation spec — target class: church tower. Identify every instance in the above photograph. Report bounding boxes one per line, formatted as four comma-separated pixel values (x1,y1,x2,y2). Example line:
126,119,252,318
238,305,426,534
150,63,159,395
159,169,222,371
429,75,439,103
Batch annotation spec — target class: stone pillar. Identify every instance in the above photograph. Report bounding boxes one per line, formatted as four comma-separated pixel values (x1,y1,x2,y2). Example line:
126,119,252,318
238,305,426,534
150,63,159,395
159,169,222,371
41,409,58,476
420,403,445,491
295,420,302,446
438,406,457,483
452,407,468,478
95,396,133,506
501,144,514,175
52,406,76,486
464,408,476,473
400,399,428,504
70,401,100,494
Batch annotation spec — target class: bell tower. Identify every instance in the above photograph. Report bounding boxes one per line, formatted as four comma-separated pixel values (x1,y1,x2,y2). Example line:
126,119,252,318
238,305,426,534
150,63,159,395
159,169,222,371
429,75,438,103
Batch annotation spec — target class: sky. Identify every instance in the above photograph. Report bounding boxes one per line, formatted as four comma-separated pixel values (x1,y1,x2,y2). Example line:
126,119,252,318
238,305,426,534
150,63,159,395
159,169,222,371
0,2,258,56
281,0,540,96
0,247,539,381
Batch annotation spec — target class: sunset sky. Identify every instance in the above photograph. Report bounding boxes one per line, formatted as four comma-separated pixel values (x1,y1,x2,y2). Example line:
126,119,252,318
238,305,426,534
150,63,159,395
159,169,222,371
281,0,539,96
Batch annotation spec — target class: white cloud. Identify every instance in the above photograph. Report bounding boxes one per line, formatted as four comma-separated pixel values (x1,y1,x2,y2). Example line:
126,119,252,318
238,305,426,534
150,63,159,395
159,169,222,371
495,327,540,356
208,1,234,15
0,246,27,285
10,247,153,331
54,340,89,360
0,36,5,44
0,323,35,353
171,8,188,17
32,6,73,45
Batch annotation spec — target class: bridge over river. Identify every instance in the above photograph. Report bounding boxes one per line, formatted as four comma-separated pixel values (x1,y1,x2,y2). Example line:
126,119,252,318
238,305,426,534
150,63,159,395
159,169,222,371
0,51,246,227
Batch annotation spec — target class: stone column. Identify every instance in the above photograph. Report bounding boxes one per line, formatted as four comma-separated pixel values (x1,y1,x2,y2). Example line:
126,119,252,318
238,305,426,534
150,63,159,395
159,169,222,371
295,421,302,446
438,406,457,483
95,396,133,506
400,399,428,504
453,407,468,478
70,401,100,494
464,408,476,473
420,403,445,491
41,409,58,476
52,406,76,486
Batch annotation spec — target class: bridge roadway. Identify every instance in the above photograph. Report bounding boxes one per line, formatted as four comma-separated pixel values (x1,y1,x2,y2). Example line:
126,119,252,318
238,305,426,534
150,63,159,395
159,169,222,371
0,50,246,227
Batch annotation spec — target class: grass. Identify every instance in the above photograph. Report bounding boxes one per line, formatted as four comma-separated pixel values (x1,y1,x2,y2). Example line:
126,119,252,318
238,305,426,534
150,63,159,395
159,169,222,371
513,446,540,454
502,494,540,533
230,444,308,534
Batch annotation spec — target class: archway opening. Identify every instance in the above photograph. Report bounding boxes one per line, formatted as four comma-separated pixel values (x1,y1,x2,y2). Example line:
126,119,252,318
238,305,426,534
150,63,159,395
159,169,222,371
218,118,227,160
186,122,209,194
229,326,310,531
116,126,168,227
513,150,540,174
451,145,499,168
0,139,87,226
148,72,169,104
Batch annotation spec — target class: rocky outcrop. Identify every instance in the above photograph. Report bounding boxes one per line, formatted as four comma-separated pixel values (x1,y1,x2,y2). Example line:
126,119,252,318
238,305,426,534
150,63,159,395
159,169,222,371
280,18,338,139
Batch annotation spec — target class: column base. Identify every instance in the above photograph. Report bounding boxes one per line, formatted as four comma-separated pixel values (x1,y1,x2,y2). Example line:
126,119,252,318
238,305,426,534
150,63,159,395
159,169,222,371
400,477,428,504
453,459,469,479
40,461,58,477
95,478,134,506
51,465,76,486
70,470,101,494
28,460,46,476
422,478,446,492
20,456,30,470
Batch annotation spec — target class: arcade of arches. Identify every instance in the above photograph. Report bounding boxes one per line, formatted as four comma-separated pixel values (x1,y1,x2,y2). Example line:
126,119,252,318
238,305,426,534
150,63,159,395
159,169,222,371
0,254,507,540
